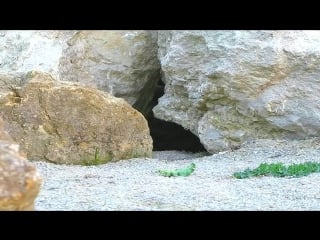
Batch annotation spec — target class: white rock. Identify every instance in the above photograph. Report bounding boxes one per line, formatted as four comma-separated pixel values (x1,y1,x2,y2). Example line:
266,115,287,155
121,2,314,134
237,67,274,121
0,30,75,79
154,30,320,153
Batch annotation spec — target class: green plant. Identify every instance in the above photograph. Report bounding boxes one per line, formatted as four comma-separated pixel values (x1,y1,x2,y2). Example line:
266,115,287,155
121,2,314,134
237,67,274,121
93,147,100,164
233,161,320,179
83,147,103,166
157,163,196,177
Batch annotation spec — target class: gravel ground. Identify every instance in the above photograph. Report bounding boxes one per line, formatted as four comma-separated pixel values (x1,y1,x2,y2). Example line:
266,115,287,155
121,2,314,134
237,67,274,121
34,138,320,210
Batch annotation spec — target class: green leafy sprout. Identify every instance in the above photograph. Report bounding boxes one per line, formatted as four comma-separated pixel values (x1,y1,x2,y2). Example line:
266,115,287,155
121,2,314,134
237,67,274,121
233,161,320,179
83,147,102,166
93,147,100,164
157,163,196,177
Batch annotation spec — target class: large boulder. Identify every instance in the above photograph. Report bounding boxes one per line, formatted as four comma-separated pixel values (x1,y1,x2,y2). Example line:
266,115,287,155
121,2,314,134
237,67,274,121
59,30,160,116
0,30,160,115
154,30,320,153
0,72,153,165
0,117,42,210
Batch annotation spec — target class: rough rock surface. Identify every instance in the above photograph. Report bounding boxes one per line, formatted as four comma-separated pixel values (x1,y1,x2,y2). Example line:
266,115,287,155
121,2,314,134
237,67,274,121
59,30,160,115
0,30,75,80
0,117,42,210
0,72,152,165
154,30,320,153
0,30,160,115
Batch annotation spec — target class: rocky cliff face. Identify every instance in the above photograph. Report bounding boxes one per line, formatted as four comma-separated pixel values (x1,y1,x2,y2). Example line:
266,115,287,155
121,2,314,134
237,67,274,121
155,30,320,153
3,30,320,155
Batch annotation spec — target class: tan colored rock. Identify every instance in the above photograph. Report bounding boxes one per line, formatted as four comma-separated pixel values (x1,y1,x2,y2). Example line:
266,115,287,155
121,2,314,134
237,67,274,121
0,71,152,165
0,117,42,210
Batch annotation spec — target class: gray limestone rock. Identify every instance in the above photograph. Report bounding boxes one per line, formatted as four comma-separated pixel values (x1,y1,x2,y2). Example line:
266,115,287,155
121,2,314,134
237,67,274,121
154,30,320,153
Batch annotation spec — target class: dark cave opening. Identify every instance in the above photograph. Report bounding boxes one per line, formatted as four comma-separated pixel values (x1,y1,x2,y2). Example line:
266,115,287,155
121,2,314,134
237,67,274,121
146,80,207,152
